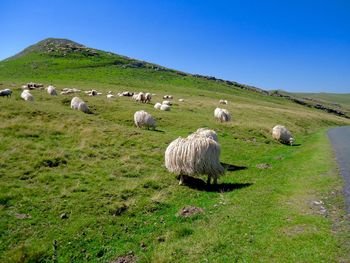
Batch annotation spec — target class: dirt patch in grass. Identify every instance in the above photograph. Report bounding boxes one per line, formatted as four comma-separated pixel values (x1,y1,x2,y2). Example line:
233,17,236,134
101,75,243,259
109,254,137,263
178,206,204,217
256,163,272,169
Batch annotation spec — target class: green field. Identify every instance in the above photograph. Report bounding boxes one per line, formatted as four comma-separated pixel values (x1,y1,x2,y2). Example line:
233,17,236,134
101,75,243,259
293,92,350,109
1,39,350,262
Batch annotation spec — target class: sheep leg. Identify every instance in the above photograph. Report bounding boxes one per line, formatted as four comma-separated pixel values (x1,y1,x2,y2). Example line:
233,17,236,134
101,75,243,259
207,175,211,185
179,174,186,185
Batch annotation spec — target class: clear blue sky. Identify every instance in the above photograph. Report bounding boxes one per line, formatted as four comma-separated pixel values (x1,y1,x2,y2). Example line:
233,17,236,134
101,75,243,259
1,0,349,93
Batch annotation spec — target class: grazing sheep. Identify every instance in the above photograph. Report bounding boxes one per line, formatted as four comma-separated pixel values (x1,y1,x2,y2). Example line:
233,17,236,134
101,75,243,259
21,90,34,101
165,133,224,185
163,95,173,99
178,99,184,102
135,92,145,103
122,91,134,97
61,88,81,95
190,128,218,142
160,104,171,111
154,102,162,109
106,94,115,99
272,125,294,145
46,85,57,96
134,110,156,129
219,99,228,105
0,88,12,98
144,93,152,103
162,100,172,106
214,107,231,122
70,97,89,113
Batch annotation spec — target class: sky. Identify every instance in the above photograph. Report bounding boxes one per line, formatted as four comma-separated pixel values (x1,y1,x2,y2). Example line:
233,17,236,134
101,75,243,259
0,0,349,93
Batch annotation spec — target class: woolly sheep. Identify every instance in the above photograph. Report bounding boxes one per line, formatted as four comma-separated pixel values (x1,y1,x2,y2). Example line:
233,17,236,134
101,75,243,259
163,95,173,99
46,85,57,96
214,107,231,122
162,100,172,106
70,97,89,113
135,92,145,103
144,93,152,103
272,125,294,145
106,94,115,99
178,98,184,102
154,102,162,109
134,110,156,129
165,133,224,185
190,128,218,142
219,99,228,104
160,104,171,111
0,88,12,98
21,90,34,101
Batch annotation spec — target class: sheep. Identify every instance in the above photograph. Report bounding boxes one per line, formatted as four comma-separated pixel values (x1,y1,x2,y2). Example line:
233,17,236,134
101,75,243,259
135,92,145,103
0,88,12,98
61,88,81,95
160,104,171,111
144,93,152,103
163,95,173,99
122,91,134,97
106,94,115,99
189,128,218,142
214,107,231,122
154,102,162,109
272,125,294,145
134,110,156,129
46,85,57,96
70,97,89,113
162,100,172,106
219,99,228,105
21,90,34,101
178,99,184,102
165,133,224,185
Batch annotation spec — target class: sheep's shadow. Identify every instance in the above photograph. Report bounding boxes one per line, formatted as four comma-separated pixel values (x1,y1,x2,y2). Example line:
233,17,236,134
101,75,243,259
220,162,247,172
291,143,301,147
181,176,252,192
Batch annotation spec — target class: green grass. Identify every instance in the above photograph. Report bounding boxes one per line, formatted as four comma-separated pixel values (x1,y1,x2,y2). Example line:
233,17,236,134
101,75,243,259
293,92,350,109
0,41,350,262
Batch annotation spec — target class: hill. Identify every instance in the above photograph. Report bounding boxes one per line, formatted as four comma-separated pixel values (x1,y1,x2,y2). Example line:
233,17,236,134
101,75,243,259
293,92,350,109
0,38,350,262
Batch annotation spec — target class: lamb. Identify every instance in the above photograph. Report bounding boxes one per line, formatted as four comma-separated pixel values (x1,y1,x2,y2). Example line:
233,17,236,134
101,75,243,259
134,110,156,129
219,99,228,105
154,102,162,109
46,85,57,96
0,88,12,98
272,125,294,145
165,132,224,185
144,93,152,103
70,97,89,113
21,90,34,101
160,104,171,111
214,107,231,122
162,100,172,106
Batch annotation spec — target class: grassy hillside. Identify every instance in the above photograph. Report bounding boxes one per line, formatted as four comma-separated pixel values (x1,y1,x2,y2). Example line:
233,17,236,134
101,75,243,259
1,39,350,262
294,92,350,109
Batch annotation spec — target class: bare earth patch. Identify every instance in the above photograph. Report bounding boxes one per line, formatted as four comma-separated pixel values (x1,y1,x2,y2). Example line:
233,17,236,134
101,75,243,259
178,206,204,217
256,163,272,169
109,254,137,263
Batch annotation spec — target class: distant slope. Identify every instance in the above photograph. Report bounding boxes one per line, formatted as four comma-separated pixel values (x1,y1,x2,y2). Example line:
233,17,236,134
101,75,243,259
293,92,350,109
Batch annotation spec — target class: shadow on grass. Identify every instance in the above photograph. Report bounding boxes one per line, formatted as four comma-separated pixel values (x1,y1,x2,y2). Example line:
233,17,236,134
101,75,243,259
220,162,247,172
291,143,301,147
182,176,252,192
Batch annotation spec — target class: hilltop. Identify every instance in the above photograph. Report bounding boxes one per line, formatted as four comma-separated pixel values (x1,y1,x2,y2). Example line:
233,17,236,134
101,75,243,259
0,38,350,262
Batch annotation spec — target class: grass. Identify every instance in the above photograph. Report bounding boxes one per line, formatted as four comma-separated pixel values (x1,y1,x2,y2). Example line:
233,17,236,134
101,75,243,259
0,40,350,262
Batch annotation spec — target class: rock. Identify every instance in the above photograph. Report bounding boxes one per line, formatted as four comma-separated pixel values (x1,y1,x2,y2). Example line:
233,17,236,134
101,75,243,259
15,213,31,219
60,213,68,219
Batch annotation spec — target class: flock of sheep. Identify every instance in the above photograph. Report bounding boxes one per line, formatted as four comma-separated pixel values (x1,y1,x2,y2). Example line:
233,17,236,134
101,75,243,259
1,83,295,186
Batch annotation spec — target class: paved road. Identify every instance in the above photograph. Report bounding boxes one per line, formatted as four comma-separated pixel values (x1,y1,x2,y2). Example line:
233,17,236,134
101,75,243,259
328,126,350,213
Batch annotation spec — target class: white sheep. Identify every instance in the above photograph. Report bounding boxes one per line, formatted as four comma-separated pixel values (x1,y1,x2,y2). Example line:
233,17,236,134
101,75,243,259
0,89,12,98
163,95,173,99
70,97,89,113
178,99,185,102
162,100,172,106
214,107,231,122
165,132,224,185
154,102,162,109
219,99,228,105
21,90,34,101
134,110,156,129
106,94,115,99
189,128,218,142
46,85,57,96
160,104,171,111
144,93,152,103
272,125,294,145
135,92,145,103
